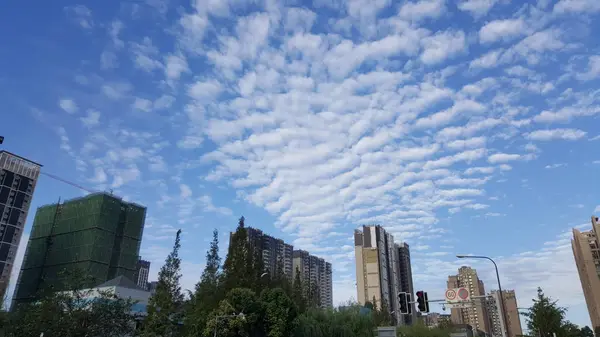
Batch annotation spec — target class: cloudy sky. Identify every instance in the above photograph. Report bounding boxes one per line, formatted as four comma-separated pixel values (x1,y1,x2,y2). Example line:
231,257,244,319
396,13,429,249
3,0,600,328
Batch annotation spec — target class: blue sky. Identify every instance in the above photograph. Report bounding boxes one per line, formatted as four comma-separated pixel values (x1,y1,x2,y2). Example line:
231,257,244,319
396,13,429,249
2,0,600,328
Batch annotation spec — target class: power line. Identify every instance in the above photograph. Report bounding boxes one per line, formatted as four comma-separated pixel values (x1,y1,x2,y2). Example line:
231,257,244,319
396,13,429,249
39,171,98,194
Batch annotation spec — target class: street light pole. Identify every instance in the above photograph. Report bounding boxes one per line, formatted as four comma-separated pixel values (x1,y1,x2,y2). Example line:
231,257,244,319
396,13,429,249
457,255,510,337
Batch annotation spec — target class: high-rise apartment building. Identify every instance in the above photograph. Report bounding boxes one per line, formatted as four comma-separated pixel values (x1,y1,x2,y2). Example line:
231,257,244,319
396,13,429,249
397,242,417,325
0,151,42,299
448,266,490,334
355,225,415,326
246,227,294,279
486,290,523,337
572,216,600,329
292,250,333,308
134,258,151,290
13,192,146,305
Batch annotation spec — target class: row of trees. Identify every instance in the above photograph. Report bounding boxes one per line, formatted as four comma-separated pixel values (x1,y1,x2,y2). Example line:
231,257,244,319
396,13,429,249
0,216,596,337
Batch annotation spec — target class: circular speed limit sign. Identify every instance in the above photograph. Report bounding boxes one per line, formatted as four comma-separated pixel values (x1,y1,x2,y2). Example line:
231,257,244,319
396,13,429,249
445,289,457,301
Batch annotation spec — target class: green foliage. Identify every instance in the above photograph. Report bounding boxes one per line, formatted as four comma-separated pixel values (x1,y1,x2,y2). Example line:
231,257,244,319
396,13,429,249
522,287,584,337
292,267,306,313
292,306,377,337
222,217,252,293
204,288,264,337
185,229,222,336
2,269,136,337
580,326,594,337
261,288,297,337
143,229,185,337
397,321,455,337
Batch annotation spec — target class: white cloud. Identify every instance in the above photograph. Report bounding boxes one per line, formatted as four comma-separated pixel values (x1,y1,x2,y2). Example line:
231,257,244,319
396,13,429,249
469,49,502,69
554,0,600,14
595,205,600,212
488,153,521,164
80,110,101,127
457,0,497,18
420,30,467,65
479,19,526,44
164,53,189,81
399,0,446,22
545,163,567,169
59,99,78,114
446,137,486,151
188,80,223,101
526,128,587,141
65,5,94,29
102,82,133,100
576,55,600,81
133,97,153,112
180,184,193,199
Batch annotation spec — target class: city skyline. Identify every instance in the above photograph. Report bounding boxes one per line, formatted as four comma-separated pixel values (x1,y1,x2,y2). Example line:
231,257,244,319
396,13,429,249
3,0,600,328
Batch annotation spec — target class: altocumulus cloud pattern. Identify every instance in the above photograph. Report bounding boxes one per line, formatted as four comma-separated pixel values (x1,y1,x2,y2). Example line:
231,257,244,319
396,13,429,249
2,0,600,327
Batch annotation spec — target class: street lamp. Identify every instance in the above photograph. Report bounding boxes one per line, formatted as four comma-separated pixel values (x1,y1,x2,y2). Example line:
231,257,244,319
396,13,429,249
213,313,245,337
457,255,509,337
260,272,268,278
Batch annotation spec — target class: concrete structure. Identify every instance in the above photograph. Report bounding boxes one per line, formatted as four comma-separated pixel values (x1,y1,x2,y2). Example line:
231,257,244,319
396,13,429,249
134,258,150,290
147,281,158,293
421,312,452,328
13,192,146,305
292,250,333,308
0,151,42,299
246,227,294,279
572,216,600,329
486,290,523,337
397,242,416,325
355,225,415,326
448,266,491,334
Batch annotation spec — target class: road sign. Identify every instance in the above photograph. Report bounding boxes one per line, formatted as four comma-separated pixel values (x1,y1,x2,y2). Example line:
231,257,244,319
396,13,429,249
446,287,470,303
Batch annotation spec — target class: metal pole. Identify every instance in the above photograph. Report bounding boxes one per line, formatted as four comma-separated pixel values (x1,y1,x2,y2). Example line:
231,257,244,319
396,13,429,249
213,316,219,337
488,257,510,337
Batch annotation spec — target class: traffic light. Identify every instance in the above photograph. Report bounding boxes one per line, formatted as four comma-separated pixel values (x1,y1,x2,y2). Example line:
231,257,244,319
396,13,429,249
406,293,413,314
416,291,430,313
398,292,408,314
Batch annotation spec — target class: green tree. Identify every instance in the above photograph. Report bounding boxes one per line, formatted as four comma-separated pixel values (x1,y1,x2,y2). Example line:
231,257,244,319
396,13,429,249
292,267,306,313
204,288,263,337
562,322,582,337
261,288,297,337
185,229,222,336
293,305,377,337
373,298,391,326
580,326,594,337
143,229,184,337
222,217,252,293
523,287,567,337
3,268,137,337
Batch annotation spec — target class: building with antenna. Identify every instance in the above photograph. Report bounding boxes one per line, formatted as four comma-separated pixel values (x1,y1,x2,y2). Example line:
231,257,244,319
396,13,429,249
0,151,42,299
12,192,146,306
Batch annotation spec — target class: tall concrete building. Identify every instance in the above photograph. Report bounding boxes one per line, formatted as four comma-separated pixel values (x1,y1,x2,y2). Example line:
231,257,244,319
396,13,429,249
0,151,42,299
486,290,523,337
448,266,491,334
355,225,415,326
397,242,417,325
572,216,600,329
13,192,146,305
246,227,294,279
292,250,333,308
134,258,151,290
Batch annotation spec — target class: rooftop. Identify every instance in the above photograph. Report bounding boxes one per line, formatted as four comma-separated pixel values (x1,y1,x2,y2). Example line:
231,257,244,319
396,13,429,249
0,150,43,167
96,275,146,291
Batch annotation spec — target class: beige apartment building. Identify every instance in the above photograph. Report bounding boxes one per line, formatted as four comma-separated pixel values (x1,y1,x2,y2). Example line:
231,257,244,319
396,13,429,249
486,290,523,337
448,266,491,334
354,225,416,326
572,216,600,329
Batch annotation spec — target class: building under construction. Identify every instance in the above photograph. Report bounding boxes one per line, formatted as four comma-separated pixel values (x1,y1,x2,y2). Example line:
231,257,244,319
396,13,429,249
12,192,146,305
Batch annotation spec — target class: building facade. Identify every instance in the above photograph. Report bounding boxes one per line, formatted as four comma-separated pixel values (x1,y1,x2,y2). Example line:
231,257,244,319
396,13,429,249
486,290,523,337
448,266,491,334
292,250,333,308
13,192,146,305
134,258,151,290
397,242,417,325
0,151,42,299
246,227,294,279
355,225,415,326
572,216,600,329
